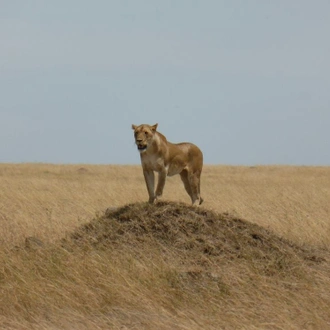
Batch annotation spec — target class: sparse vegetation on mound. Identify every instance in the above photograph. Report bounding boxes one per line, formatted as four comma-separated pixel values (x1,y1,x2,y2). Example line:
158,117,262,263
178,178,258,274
68,201,323,278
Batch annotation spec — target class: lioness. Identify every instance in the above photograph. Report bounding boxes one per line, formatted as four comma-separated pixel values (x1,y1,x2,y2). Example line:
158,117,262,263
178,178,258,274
132,123,203,205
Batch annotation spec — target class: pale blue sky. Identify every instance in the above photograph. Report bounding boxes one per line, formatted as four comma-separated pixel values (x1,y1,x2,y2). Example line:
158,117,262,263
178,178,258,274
1,1,329,165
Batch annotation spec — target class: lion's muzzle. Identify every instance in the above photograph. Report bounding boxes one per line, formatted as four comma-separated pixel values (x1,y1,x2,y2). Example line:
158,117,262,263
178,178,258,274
137,144,147,151
136,140,147,152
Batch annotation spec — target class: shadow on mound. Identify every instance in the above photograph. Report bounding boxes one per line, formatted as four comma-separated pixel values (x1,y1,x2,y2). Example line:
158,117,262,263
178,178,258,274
67,201,324,276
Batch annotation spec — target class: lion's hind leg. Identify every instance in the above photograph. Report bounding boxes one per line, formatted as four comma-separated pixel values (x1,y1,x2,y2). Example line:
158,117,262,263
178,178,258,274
198,175,203,205
180,170,194,204
188,170,203,206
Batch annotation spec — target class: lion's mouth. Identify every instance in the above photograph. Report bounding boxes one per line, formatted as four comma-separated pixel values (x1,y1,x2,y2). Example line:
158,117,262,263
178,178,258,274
137,145,147,152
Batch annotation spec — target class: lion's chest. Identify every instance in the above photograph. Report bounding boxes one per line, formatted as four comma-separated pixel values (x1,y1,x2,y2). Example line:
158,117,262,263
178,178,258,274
141,154,165,172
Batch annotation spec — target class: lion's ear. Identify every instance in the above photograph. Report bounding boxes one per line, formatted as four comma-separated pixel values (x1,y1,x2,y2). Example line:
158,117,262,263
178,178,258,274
132,124,137,130
151,123,158,132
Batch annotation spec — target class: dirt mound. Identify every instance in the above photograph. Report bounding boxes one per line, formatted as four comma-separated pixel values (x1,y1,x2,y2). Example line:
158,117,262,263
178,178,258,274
77,167,89,173
67,201,323,277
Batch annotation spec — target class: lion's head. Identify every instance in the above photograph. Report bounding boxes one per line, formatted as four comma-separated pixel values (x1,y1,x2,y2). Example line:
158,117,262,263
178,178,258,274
131,123,158,153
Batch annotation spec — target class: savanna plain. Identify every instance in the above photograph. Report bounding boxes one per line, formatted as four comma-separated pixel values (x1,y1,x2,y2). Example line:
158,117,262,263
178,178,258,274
0,163,330,329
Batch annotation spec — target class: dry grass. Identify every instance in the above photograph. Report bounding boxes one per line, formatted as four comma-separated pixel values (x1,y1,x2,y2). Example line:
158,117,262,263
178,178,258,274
0,163,330,329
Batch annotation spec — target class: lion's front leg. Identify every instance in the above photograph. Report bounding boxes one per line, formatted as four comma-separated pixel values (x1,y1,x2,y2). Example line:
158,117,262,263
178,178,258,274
155,170,167,201
143,169,156,203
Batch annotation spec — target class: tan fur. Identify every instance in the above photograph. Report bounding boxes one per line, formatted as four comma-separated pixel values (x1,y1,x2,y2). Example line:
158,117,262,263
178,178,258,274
132,123,203,205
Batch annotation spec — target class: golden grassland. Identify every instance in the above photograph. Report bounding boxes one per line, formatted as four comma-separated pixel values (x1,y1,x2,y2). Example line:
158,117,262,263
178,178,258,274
0,163,330,329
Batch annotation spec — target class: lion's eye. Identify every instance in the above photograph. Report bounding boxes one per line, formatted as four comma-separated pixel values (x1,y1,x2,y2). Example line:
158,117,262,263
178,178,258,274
144,131,148,135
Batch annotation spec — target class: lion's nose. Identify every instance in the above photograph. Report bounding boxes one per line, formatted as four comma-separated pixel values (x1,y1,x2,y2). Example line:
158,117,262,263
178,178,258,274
136,139,143,143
